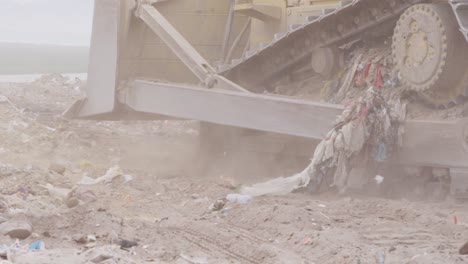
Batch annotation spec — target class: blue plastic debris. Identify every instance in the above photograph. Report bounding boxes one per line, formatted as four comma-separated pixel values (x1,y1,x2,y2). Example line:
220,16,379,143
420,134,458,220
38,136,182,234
28,240,45,251
373,143,387,162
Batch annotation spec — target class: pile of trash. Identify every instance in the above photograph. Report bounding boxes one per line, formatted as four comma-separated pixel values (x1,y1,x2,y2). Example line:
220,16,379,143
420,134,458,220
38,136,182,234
324,47,399,104
241,47,407,196
306,86,404,193
306,47,408,193
241,87,405,196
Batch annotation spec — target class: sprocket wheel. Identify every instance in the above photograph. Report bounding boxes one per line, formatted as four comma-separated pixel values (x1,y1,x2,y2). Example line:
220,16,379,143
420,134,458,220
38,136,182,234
392,4,468,108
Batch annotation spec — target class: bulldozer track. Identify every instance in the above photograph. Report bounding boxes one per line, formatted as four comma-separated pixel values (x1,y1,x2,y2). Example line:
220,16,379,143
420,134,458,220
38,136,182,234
220,0,425,90
169,226,265,264
215,222,269,244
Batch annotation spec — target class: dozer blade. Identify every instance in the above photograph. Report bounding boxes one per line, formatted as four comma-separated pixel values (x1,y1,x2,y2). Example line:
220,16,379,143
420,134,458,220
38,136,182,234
69,0,120,118
120,79,468,169
121,80,344,139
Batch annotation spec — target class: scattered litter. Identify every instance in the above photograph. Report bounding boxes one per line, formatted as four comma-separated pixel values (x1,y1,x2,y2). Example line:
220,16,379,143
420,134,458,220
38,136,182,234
374,175,384,185
303,237,313,245
208,198,227,212
454,215,458,225
79,166,131,185
226,194,252,204
28,240,45,251
317,204,327,208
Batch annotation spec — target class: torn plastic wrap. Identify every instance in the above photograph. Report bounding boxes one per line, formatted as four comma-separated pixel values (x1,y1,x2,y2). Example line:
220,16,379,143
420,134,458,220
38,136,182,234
306,86,404,193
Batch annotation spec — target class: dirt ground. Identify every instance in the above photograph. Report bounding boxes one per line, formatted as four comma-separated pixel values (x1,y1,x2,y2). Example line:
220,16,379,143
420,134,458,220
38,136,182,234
0,76,467,264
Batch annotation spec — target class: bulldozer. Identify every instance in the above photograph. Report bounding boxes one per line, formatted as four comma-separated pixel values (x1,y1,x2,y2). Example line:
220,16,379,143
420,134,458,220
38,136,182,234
67,0,468,198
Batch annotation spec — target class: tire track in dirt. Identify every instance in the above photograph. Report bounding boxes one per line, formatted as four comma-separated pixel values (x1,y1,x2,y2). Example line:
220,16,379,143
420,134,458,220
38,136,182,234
215,222,269,244
169,226,263,264
361,227,446,246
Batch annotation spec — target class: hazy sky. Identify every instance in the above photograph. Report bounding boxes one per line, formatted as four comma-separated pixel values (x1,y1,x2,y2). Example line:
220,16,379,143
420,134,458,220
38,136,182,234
0,0,94,46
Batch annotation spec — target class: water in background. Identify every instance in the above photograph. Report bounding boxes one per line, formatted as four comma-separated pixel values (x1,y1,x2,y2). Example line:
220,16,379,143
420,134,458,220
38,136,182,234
0,73,87,83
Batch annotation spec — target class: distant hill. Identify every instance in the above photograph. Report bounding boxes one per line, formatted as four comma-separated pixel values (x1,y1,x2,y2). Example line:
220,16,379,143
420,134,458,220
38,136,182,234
0,43,89,74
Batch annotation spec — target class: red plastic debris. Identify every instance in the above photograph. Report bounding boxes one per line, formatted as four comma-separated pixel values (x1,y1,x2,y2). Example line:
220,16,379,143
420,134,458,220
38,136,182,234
454,215,458,225
355,63,371,87
303,237,313,245
374,64,383,89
